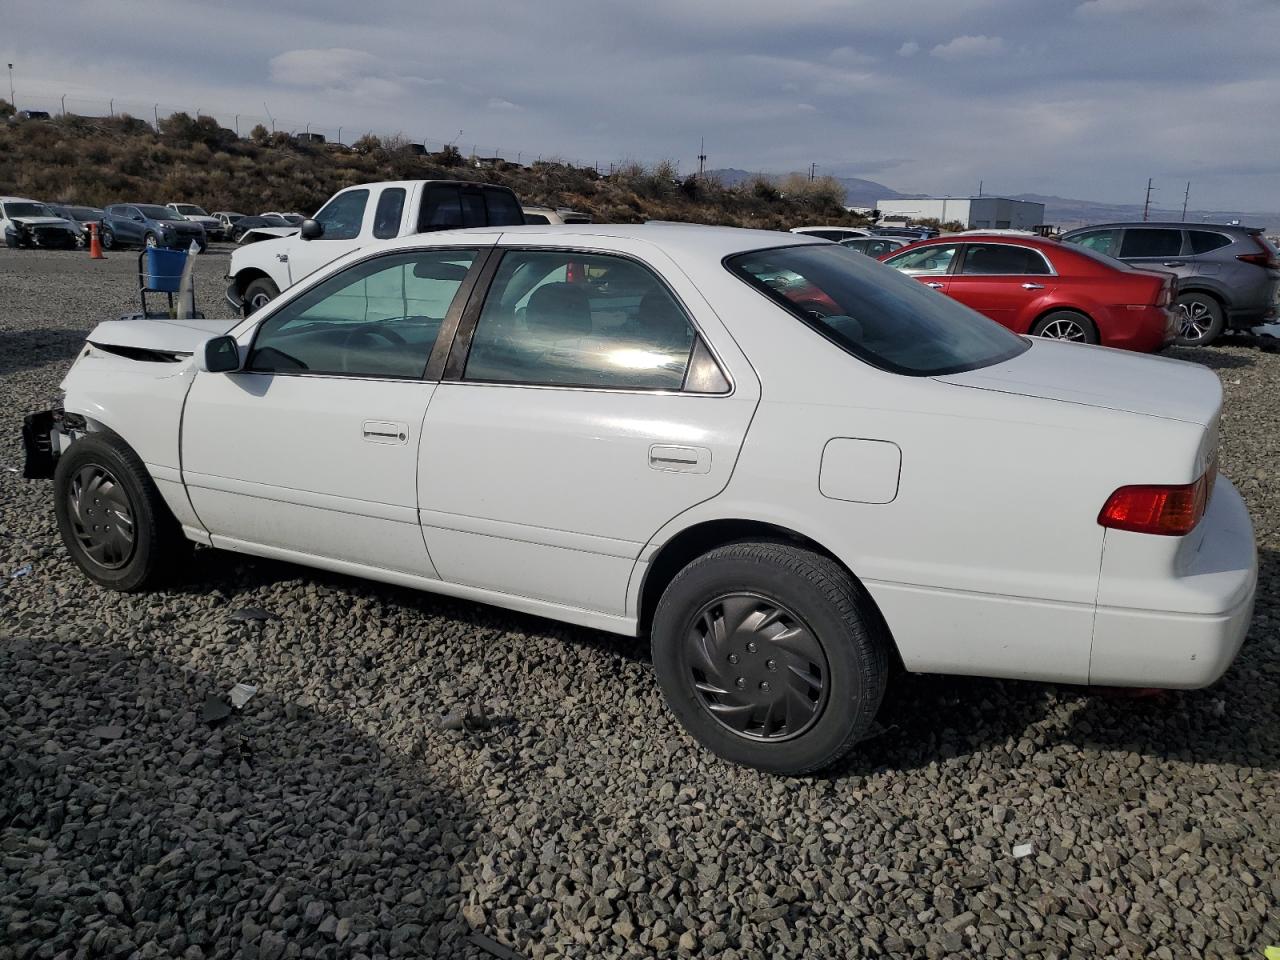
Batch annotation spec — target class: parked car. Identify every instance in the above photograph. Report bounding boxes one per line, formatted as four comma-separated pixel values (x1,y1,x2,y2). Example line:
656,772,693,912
839,236,909,258
166,203,224,240
1060,222,1280,346
790,226,873,242
46,204,105,246
227,214,295,243
212,211,246,236
521,205,592,225
23,225,1255,774
100,204,207,252
14,109,51,121
873,225,940,241
227,180,524,313
1,197,80,249
880,233,1177,351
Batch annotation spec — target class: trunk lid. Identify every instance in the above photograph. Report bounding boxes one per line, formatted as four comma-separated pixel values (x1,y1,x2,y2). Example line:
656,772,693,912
935,339,1221,426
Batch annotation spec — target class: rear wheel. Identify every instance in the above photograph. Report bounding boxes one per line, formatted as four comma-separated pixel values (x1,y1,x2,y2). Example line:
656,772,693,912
243,277,280,314
1031,310,1098,344
53,434,187,591
651,541,888,774
1174,292,1225,346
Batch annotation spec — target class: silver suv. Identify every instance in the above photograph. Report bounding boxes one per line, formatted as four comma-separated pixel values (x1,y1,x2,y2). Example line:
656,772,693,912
1061,222,1280,345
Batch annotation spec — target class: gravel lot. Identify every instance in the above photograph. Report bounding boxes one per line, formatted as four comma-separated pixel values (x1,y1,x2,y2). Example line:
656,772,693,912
1,246,1277,960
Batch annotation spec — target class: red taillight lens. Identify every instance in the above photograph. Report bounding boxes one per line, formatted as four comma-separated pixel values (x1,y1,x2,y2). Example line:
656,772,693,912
1237,236,1279,269
1099,474,1209,536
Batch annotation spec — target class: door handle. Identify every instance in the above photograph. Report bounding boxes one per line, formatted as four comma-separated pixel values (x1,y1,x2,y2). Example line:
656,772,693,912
649,444,711,474
924,281,945,289
362,420,407,444
1021,282,1045,290
1162,261,1185,267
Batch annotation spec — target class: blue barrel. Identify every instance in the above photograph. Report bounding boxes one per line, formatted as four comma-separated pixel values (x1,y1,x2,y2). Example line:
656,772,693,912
142,248,188,293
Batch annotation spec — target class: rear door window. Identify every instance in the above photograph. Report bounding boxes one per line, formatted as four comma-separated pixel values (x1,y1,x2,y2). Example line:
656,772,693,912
958,244,1051,275
371,188,406,239
1188,230,1232,254
1119,228,1184,258
881,243,960,276
313,189,369,240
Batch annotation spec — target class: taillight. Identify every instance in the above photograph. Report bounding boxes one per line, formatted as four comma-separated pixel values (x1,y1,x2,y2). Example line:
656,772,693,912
1098,472,1211,536
1156,279,1173,306
1237,236,1279,269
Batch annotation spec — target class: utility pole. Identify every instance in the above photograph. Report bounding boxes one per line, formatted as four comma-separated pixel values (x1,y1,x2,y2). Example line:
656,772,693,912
109,98,114,118
337,126,342,146
7,64,13,107
1181,181,1190,220
234,114,239,136
978,179,983,198
154,103,159,128
809,162,817,182
1142,178,1154,222
61,94,66,116
264,102,274,133
697,137,707,179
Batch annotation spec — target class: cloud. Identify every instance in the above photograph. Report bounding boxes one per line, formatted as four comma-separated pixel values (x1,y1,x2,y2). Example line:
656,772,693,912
795,102,818,112
897,41,920,57
930,35,1005,60
268,48,379,88
487,98,521,111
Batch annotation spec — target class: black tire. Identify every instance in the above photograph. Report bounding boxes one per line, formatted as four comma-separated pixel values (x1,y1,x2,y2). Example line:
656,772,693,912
1174,292,1225,346
243,277,280,315
100,228,116,250
1030,310,1098,344
53,434,188,592
651,541,888,774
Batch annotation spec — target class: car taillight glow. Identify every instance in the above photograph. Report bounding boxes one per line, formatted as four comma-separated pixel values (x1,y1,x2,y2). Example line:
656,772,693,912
1098,470,1212,536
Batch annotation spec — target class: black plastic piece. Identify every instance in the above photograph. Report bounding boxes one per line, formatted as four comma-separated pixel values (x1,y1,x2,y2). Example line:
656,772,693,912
21,410,57,480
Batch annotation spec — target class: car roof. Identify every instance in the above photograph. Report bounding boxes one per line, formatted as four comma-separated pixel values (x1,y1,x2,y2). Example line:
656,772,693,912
374,222,819,259
0,196,42,204
908,232,1059,247
1066,221,1257,232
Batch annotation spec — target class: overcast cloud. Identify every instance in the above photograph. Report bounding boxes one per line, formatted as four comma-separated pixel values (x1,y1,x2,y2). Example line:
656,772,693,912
5,0,1278,209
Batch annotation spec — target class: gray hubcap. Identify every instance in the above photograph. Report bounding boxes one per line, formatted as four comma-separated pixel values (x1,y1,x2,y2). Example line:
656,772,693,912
67,465,135,569
1038,318,1087,341
145,234,158,248
1178,301,1211,340
683,593,828,741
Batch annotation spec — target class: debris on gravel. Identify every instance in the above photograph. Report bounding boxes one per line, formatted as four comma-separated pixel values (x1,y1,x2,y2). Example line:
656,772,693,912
1,248,1278,958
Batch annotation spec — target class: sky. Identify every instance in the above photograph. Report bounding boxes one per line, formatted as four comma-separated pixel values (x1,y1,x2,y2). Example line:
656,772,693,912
5,0,1279,210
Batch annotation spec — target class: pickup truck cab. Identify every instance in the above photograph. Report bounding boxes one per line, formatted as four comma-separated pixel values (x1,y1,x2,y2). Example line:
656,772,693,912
226,180,524,313
166,203,223,240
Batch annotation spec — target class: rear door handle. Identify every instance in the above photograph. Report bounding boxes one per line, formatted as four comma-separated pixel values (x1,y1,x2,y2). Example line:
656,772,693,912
362,420,407,444
1021,282,1045,290
1162,261,1185,267
924,281,944,289
649,444,711,474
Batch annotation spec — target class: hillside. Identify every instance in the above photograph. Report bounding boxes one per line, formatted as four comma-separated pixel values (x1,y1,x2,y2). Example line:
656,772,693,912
0,111,869,232
709,168,905,208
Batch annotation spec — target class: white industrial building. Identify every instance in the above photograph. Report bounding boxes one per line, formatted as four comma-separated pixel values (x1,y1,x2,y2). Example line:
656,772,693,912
876,197,1046,230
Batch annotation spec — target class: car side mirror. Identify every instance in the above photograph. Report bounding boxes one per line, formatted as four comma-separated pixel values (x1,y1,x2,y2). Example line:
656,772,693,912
299,218,324,240
196,335,241,373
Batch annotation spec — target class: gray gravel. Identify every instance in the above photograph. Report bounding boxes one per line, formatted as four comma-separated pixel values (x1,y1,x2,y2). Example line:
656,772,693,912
1,246,1278,959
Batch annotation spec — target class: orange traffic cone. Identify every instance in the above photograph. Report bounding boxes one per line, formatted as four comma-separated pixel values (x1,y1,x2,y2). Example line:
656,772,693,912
88,222,105,260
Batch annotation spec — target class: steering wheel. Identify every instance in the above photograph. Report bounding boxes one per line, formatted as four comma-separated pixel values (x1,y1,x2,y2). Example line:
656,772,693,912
340,322,408,374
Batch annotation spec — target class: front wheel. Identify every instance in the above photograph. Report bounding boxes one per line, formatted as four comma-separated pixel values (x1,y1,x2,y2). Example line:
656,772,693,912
144,231,159,249
243,277,280,314
651,542,888,774
100,228,116,250
53,434,187,591
1174,292,1224,346
1031,310,1098,344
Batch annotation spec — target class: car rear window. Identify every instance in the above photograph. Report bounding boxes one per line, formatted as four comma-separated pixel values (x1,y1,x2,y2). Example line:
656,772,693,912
1188,230,1232,254
483,188,524,225
727,244,1029,377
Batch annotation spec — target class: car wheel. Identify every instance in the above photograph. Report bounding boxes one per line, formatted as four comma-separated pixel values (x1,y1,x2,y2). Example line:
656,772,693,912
100,228,116,250
144,232,159,249
1174,292,1225,346
1031,311,1098,344
651,541,888,774
53,434,188,592
243,277,280,314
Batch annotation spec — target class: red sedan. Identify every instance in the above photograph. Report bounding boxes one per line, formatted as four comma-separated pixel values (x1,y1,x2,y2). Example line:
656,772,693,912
879,234,1177,351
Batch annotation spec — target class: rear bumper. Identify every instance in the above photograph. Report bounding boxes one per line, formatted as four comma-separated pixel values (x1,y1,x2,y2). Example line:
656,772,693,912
1099,304,1175,353
1089,479,1257,687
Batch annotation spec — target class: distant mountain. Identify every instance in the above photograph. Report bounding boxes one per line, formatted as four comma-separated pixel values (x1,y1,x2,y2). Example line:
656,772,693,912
707,168,906,207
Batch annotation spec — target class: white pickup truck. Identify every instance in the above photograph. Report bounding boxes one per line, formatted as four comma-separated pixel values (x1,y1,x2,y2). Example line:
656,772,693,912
225,179,525,313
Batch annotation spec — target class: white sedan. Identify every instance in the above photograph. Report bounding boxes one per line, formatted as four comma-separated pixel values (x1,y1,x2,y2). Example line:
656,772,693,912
23,224,1257,774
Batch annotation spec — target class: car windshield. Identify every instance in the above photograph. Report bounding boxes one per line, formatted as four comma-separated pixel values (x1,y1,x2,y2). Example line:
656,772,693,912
4,202,54,218
726,244,1029,376
175,204,208,215
136,205,178,219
